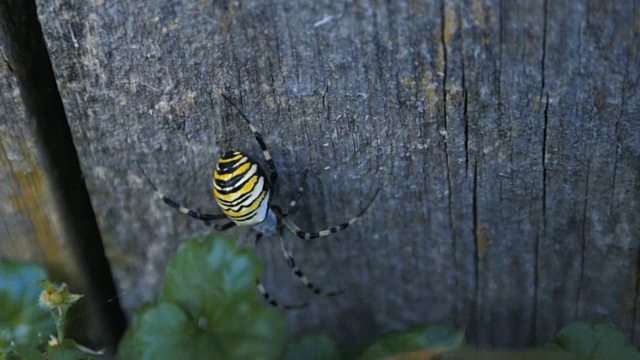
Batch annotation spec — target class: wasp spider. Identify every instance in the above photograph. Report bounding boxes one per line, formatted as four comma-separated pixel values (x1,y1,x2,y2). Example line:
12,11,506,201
141,93,378,309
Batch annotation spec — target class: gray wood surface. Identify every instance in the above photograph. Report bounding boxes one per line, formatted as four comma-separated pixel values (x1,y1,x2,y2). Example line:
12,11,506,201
0,0,124,348
32,0,639,348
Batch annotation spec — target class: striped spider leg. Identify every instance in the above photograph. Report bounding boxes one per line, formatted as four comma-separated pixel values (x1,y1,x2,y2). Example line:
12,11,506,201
137,161,227,226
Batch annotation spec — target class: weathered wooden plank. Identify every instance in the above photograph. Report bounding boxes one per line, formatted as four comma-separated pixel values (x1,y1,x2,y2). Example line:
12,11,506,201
537,0,640,345
0,4,92,341
0,24,75,280
33,0,639,348
0,0,125,350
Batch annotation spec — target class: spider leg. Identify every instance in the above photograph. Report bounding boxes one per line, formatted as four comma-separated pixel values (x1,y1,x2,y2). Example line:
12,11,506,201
255,281,308,310
280,188,380,240
221,93,277,185
138,162,227,222
278,228,343,297
214,221,236,231
253,233,308,309
281,169,308,217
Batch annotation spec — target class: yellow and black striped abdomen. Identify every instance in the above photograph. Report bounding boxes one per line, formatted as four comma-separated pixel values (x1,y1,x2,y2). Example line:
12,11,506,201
213,150,270,226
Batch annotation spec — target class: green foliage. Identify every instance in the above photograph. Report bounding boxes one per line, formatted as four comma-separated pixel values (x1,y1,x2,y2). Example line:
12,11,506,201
0,261,92,359
37,280,83,345
0,262,54,355
5,247,638,359
47,339,93,360
283,326,463,360
285,333,341,360
117,236,286,360
355,325,464,359
542,322,639,359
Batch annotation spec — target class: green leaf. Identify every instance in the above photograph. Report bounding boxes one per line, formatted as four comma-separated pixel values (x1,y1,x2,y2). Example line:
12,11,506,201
160,236,261,318
116,302,156,360
591,323,634,355
546,322,639,359
357,325,464,359
118,237,286,360
6,345,46,360
554,322,596,355
124,302,199,359
443,347,574,359
0,261,54,352
285,333,341,360
48,339,93,360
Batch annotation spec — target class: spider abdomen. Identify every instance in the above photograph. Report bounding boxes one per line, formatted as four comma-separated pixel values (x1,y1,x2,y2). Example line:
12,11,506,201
213,150,270,226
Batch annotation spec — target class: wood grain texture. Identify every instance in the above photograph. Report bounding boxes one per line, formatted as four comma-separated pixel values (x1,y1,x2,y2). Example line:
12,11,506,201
0,11,77,282
1,0,125,349
34,0,639,347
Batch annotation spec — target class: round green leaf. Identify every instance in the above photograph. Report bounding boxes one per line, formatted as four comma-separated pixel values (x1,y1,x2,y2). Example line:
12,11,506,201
591,323,634,356
555,322,596,355
130,302,200,359
550,322,640,359
122,300,285,359
161,236,262,317
357,325,464,359
7,345,46,360
0,261,54,352
118,237,287,359
285,333,341,360
48,339,92,360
